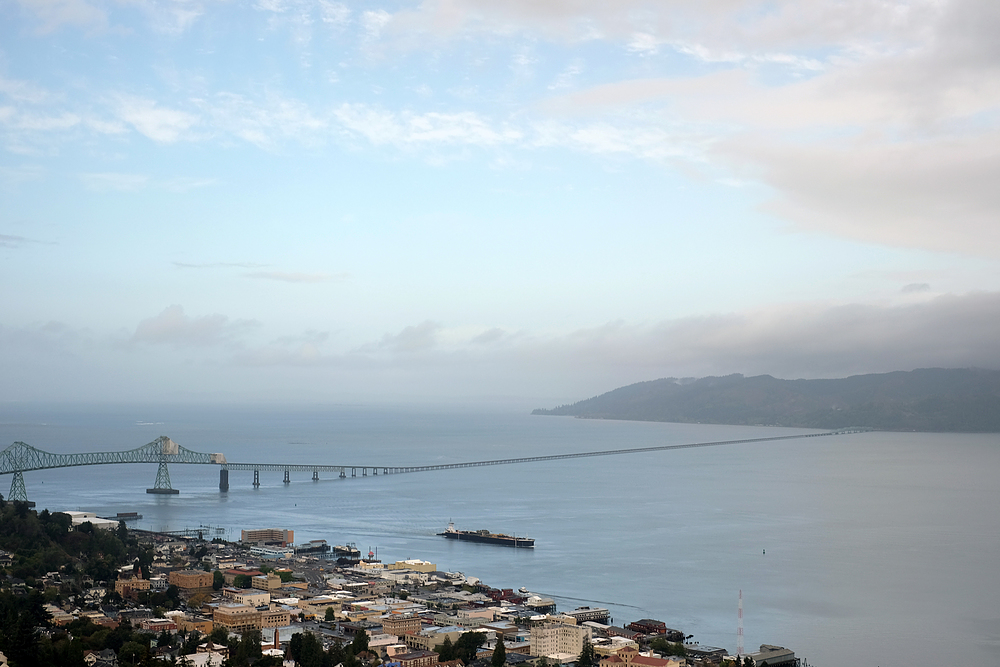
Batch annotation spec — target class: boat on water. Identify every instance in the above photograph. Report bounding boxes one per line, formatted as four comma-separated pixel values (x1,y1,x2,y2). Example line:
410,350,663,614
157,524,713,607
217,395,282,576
438,521,534,548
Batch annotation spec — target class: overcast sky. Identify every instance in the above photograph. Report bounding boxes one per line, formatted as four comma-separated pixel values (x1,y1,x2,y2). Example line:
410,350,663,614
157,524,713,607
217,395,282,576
2,0,999,406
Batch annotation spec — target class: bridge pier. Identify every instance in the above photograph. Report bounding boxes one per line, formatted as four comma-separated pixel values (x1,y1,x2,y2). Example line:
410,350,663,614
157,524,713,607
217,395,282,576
339,469,346,478
8,471,28,503
312,470,319,481
147,460,179,495
219,469,229,492
253,470,260,487
283,470,290,484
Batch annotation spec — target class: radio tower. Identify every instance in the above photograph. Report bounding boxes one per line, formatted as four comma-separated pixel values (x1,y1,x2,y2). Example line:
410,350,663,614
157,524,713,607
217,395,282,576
737,590,744,657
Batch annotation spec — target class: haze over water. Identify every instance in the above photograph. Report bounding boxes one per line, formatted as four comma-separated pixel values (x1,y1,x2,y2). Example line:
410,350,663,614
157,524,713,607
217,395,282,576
2,404,998,667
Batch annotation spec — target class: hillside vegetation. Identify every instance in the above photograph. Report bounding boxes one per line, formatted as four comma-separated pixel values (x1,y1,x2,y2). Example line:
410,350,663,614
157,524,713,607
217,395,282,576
532,368,1000,432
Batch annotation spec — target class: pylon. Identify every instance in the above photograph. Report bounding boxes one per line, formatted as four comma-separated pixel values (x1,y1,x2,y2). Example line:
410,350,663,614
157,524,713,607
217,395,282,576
8,471,27,502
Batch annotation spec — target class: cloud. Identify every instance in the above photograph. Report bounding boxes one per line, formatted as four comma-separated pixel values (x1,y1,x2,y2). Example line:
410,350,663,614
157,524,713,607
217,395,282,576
115,95,198,143
245,271,348,283
375,320,441,354
212,291,1000,404
902,283,931,294
334,104,522,148
131,305,256,347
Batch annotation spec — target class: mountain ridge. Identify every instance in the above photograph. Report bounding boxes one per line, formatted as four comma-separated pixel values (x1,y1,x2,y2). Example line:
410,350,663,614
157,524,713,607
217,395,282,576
531,368,1000,432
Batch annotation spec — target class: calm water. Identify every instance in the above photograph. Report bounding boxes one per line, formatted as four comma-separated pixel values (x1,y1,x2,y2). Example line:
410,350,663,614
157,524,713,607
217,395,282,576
2,404,999,666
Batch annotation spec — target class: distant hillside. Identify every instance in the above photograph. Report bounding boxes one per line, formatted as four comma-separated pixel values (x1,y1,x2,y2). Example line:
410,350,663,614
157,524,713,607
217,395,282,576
532,368,1000,432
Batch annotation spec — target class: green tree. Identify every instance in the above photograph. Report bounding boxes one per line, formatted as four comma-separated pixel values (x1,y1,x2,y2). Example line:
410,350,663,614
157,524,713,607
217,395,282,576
324,606,337,622
576,639,596,667
454,631,486,664
492,641,506,667
349,628,369,656
649,638,685,657
232,574,252,588
436,636,456,662
212,570,224,591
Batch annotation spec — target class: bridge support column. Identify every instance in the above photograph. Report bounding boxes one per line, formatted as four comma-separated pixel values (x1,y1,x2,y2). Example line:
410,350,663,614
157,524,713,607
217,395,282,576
8,471,28,503
339,469,346,478
219,469,229,492
363,467,367,476
147,460,179,495
312,470,319,481
351,468,356,477
283,470,290,484
253,470,260,487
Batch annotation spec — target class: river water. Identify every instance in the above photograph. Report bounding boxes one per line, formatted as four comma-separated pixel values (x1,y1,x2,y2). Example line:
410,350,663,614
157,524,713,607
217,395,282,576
2,403,998,666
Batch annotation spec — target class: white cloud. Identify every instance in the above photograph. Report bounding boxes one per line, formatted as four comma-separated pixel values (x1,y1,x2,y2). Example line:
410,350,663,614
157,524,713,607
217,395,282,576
334,104,522,148
115,95,199,143
360,9,391,39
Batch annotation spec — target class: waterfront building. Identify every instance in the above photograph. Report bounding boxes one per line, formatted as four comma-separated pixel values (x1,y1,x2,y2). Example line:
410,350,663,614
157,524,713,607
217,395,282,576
388,559,438,573
240,528,294,546
530,622,592,659
564,607,611,625
625,620,683,643
744,644,799,667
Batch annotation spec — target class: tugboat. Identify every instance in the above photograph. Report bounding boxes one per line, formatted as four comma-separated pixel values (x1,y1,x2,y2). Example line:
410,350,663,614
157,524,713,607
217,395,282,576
438,521,534,548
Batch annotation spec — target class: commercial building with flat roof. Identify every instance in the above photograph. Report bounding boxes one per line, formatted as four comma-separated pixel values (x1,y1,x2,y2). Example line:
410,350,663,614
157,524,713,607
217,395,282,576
240,528,293,546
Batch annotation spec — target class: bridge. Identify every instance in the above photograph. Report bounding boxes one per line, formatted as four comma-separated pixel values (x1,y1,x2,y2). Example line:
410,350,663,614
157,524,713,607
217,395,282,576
0,429,869,502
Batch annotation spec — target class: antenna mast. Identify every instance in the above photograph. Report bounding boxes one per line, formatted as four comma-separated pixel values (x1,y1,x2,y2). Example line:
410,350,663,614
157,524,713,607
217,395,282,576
738,589,744,657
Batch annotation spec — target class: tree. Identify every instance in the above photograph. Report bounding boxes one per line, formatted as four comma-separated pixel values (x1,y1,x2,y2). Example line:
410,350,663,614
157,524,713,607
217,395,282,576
349,628,370,656
324,606,337,622
492,641,506,667
576,639,596,667
233,574,252,588
436,636,456,662
454,631,486,664
212,570,224,591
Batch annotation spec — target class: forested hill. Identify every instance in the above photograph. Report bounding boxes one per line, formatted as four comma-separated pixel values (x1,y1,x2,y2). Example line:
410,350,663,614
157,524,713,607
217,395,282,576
532,368,1000,432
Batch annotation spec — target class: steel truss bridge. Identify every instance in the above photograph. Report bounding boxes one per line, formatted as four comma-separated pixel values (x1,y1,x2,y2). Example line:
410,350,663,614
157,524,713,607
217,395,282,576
0,428,871,502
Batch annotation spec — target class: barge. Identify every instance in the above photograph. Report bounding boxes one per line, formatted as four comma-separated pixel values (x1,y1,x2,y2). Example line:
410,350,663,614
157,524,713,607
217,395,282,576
438,521,534,548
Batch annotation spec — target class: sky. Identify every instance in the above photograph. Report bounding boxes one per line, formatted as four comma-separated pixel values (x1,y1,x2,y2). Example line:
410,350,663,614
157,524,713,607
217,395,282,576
2,0,1000,406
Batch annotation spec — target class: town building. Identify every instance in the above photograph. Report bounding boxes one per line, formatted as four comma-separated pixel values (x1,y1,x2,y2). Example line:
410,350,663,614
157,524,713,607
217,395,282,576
745,644,799,667
222,588,270,607
564,607,611,625
213,604,262,633
530,623,592,659
240,528,294,546
114,576,150,599
169,570,213,593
